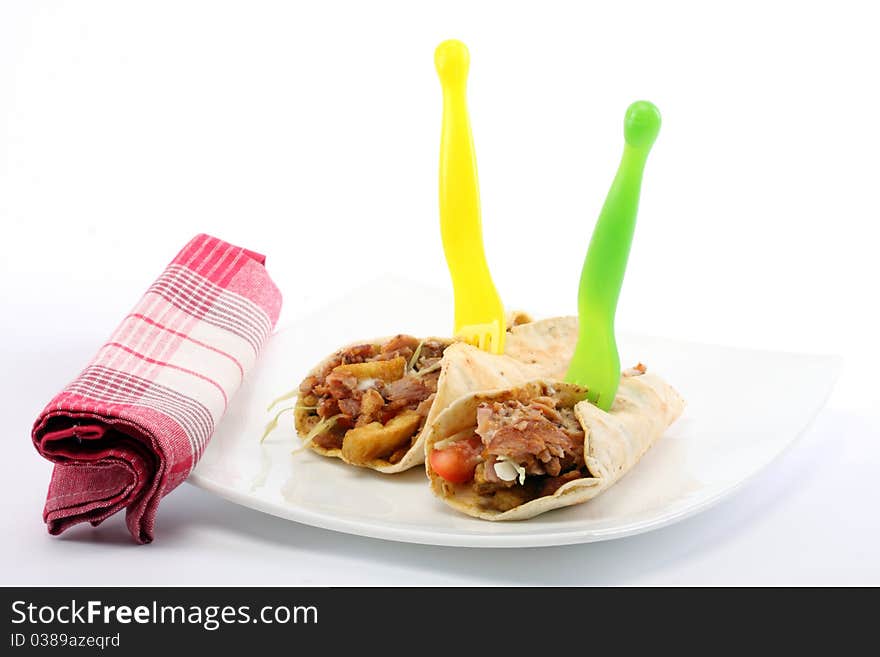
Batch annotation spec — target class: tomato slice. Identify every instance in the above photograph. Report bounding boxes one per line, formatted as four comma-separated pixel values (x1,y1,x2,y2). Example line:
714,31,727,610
430,436,482,484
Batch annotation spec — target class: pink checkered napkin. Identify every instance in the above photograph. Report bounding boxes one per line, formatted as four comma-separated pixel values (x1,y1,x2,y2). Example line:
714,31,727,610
31,234,282,543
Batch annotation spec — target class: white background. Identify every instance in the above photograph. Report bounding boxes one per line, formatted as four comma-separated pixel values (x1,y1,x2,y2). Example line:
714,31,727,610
1,1,878,585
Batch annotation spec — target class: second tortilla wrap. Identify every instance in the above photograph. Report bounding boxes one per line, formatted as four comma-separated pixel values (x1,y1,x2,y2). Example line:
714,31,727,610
425,345,685,519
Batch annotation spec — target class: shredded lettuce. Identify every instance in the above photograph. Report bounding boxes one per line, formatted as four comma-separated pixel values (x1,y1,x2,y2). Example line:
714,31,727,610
292,413,343,454
260,401,318,444
408,339,425,372
260,405,295,443
266,387,299,412
494,456,526,485
413,359,441,378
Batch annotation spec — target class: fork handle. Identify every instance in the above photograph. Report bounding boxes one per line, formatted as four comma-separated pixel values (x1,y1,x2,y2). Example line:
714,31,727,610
435,40,502,333
567,101,661,409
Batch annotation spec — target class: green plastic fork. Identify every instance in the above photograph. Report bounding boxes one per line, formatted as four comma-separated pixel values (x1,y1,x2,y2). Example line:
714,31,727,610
565,101,662,410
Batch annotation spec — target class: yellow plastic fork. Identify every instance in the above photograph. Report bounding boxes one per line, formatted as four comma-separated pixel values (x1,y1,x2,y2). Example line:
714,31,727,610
435,39,505,354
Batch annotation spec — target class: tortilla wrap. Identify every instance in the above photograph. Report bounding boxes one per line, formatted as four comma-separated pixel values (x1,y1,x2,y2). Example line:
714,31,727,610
293,316,580,473
425,348,685,519
504,315,578,379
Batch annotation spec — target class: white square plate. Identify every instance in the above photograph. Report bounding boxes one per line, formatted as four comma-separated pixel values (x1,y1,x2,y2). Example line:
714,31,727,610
189,280,839,547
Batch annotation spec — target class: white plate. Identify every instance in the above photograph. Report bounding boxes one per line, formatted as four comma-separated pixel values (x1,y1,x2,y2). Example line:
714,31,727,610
189,280,840,548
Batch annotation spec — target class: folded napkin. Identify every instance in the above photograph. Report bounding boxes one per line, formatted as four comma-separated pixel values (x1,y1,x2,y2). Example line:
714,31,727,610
31,234,282,543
